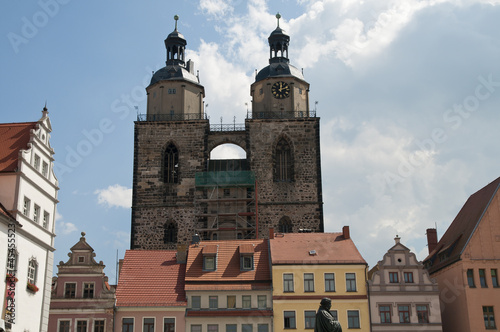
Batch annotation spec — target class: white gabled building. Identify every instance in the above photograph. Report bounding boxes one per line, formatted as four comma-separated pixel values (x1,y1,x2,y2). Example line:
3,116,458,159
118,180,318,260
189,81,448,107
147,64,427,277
0,107,59,332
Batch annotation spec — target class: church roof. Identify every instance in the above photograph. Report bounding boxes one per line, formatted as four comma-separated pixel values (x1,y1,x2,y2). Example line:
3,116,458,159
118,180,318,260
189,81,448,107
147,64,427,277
116,250,186,307
0,122,37,172
424,177,500,273
255,62,306,82
149,65,200,86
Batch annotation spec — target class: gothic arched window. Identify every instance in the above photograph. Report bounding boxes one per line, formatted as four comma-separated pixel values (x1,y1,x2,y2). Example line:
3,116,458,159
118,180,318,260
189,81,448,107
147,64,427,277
274,138,293,182
278,216,293,233
163,222,177,244
163,143,179,184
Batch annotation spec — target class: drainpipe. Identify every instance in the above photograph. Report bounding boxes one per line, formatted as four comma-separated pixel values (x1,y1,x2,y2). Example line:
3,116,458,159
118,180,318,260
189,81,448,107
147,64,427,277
366,264,372,332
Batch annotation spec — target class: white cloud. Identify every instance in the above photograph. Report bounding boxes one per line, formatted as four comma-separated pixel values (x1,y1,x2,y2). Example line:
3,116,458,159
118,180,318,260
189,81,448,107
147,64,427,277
199,0,233,17
94,184,132,209
56,220,78,235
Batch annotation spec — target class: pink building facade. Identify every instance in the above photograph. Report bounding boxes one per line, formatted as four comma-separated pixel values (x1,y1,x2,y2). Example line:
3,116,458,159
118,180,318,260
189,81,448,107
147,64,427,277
48,232,115,332
424,177,500,332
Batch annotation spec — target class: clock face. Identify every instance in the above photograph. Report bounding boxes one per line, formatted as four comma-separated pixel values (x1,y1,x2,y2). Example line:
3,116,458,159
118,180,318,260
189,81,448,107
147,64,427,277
271,81,290,99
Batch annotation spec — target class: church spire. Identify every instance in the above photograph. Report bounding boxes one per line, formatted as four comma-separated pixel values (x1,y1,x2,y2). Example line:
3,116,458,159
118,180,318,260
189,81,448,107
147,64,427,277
268,13,290,64
164,15,187,67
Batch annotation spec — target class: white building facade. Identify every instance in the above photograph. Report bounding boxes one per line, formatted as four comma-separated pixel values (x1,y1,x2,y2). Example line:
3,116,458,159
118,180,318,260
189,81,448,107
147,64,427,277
0,107,59,332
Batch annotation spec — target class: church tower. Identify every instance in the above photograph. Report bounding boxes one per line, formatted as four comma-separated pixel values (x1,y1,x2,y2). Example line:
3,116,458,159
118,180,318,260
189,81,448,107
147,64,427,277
131,15,323,250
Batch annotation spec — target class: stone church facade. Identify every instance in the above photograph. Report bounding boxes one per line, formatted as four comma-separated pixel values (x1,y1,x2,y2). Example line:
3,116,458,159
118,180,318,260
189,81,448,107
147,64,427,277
131,15,324,249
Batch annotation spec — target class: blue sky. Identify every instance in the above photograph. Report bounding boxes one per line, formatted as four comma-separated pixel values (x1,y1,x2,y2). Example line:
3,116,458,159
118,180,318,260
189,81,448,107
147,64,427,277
2,0,500,282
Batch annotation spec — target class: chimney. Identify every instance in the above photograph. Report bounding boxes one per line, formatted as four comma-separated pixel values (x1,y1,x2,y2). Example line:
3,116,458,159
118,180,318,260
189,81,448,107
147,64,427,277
269,227,274,239
426,228,438,254
176,244,187,264
342,226,350,239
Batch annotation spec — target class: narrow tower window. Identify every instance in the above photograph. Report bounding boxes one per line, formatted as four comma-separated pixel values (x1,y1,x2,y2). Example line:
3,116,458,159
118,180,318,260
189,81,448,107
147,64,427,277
274,138,293,182
163,222,178,244
163,143,179,183
278,216,293,233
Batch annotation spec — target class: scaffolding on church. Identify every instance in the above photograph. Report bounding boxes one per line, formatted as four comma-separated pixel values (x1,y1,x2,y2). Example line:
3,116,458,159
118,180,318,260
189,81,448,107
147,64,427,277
194,162,258,241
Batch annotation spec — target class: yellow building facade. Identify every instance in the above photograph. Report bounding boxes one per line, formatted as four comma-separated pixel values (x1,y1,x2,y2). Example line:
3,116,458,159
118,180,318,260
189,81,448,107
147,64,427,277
270,230,370,332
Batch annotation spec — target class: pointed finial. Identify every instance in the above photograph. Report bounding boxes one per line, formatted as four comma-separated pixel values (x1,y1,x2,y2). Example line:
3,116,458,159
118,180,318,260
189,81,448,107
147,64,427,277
42,101,49,117
174,15,179,30
276,13,281,28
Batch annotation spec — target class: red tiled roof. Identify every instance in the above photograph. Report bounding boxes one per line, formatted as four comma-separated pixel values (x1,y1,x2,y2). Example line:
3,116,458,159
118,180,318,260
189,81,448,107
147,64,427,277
185,239,271,283
115,250,186,307
185,283,271,291
424,177,500,274
203,244,218,254
270,232,367,265
0,122,37,172
239,243,255,254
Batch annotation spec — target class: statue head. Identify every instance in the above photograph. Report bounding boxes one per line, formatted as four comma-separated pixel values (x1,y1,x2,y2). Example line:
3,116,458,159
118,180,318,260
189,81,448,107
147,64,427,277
320,297,332,310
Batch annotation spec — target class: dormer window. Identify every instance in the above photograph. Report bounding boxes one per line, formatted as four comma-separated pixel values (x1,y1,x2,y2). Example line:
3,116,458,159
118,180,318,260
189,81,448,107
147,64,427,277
203,245,218,271
239,244,255,271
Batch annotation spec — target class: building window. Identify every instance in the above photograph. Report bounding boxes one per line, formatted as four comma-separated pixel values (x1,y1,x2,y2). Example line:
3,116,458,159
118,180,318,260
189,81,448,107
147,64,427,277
258,295,267,309
241,255,253,270
23,197,31,216
389,272,398,283
227,295,236,308
284,311,296,329
33,204,40,223
346,273,356,292
467,269,475,287
77,320,88,332
164,318,175,332
34,154,40,170
43,211,49,228
94,320,105,332
492,269,499,288
144,318,155,332
304,273,315,292
242,324,252,332
226,324,237,332
42,161,49,177
204,255,216,271
168,88,176,94
417,305,429,323
78,256,85,263
379,305,391,323
325,273,335,292
347,310,360,329
274,138,293,182
59,320,71,332
278,216,293,233
305,310,316,329
257,324,268,332
483,306,496,329
209,295,218,309
191,296,201,309
191,325,202,332
208,325,219,332
163,222,178,243
27,258,37,285
331,310,338,321
65,283,76,298
404,272,414,283
398,305,410,323
242,295,251,309
163,143,179,183
480,269,488,288
83,283,94,298
283,273,294,292
122,318,134,332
